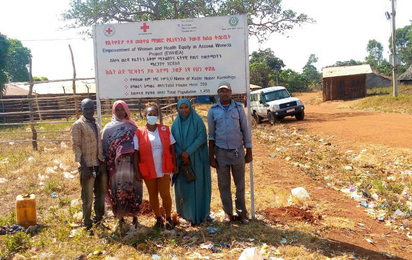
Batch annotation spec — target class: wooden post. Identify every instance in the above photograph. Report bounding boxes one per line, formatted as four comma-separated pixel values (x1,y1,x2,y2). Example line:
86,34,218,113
28,57,38,151
169,98,174,121
62,86,69,121
69,44,80,118
34,93,42,121
0,99,5,123
139,98,143,119
85,83,90,98
156,97,163,125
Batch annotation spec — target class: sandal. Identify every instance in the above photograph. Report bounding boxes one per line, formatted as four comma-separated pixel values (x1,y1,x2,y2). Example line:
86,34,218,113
153,217,164,229
165,217,174,230
132,217,139,227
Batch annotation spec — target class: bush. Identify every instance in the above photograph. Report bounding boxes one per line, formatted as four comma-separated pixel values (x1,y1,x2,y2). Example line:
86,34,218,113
3,231,31,255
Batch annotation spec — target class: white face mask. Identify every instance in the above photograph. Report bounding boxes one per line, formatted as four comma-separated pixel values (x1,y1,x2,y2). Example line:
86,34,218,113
146,116,158,125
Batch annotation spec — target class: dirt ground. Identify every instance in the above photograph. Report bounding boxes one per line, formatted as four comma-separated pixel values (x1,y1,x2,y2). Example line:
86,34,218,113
290,92,412,150
2,92,412,259
250,92,412,259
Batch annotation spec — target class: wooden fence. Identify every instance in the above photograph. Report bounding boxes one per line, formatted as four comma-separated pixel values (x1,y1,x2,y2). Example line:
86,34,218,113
0,91,244,150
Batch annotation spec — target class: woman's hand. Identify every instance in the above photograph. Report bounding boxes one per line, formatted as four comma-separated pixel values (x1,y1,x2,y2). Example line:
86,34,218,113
134,170,142,182
180,151,190,165
180,151,189,160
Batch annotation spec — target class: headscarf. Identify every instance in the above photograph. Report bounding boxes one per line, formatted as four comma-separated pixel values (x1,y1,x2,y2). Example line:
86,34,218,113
111,100,137,128
171,98,211,224
102,100,137,179
172,98,203,152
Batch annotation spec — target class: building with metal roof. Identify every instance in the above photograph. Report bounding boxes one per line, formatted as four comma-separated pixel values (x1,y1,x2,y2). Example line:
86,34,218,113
322,64,373,101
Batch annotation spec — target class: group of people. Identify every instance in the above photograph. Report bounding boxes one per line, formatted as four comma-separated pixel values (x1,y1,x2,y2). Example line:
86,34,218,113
70,82,252,230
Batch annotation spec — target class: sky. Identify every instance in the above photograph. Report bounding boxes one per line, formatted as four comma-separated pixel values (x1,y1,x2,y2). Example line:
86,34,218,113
0,0,411,80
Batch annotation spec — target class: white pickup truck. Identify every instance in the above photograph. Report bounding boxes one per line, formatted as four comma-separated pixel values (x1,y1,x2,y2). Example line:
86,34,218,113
250,86,305,124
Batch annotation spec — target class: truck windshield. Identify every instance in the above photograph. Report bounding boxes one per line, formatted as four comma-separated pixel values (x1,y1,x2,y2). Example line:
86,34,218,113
264,89,290,102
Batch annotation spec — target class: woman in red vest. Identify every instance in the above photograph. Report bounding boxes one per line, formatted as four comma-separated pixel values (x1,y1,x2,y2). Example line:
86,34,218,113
133,102,177,229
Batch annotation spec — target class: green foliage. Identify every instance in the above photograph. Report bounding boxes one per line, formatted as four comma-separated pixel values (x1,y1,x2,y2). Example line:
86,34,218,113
0,211,16,226
43,180,60,194
376,59,392,76
250,62,274,88
365,39,392,76
249,48,284,86
391,24,412,68
0,33,10,94
0,34,31,94
32,76,48,81
62,0,315,41
333,59,363,67
279,69,308,92
302,54,321,89
250,48,285,71
3,231,31,255
366,39,383,68
6,38,31,82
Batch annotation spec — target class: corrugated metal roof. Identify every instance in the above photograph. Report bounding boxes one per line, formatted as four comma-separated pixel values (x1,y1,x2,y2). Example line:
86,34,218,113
323,64,372,78
3,84,30,96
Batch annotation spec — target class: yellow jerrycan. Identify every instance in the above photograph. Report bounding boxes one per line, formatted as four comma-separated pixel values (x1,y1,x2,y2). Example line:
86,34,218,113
16,194,37,227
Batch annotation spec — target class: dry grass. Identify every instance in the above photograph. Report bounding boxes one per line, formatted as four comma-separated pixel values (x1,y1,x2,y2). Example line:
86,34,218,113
347,84,412,114
1,104,411,259
298,92,323,106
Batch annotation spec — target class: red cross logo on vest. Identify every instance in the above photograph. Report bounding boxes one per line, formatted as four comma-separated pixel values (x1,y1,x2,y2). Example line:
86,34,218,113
140,23,150,32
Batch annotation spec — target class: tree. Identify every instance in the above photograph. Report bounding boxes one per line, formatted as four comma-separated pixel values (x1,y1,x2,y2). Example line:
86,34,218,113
33,76,49,82
377,59,392,76
0,33,10,95
279,69,308,92
390,24,412,69
0,35,32,95
6,38,31,82
249,62,274,88
250,48,285,85
61,0,315,41
366,39,383,69
302,54,320,88
333,60,363,67
364,39,392,76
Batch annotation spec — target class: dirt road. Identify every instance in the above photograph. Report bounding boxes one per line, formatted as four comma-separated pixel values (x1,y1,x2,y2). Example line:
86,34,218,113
288,92,412,150
249,92,412,259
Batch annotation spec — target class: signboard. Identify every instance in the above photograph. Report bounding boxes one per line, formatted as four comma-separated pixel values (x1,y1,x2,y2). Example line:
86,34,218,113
93,15,248,99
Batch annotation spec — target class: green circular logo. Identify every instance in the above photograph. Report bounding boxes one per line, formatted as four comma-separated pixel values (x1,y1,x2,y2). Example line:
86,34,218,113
229,16,239,27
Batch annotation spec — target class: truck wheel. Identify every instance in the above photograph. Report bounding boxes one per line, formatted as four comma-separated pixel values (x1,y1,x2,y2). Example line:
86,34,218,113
296,111,305,121
267,111,277,125
253,112,262,124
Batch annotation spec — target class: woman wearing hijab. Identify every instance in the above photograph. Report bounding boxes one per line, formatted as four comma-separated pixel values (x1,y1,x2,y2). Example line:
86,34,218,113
102,100,142,227
171,98,211,225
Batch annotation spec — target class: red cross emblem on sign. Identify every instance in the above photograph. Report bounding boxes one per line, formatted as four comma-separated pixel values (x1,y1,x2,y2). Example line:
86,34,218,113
106,27,113,35
140,23,149,32
104,25,115,37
